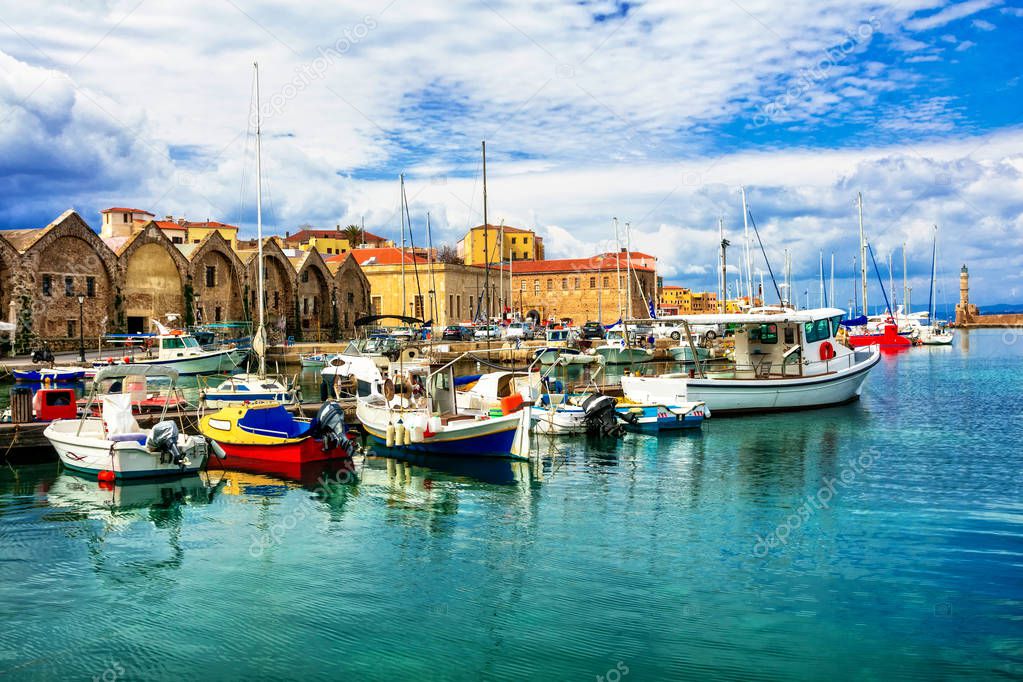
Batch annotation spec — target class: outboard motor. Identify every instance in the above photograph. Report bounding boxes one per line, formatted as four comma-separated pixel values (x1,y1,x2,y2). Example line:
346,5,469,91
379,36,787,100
149,420,187,467
581,394,628,438
311,402,357,455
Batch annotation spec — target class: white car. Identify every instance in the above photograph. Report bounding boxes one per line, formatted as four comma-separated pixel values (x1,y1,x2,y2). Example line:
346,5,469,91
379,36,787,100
504,322,535,340
474,325,501,339
658,323,720,342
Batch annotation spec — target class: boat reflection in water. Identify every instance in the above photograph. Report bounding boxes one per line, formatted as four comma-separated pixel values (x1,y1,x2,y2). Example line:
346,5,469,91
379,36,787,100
47,469,222,520
208,455,358,493
362,449,538,487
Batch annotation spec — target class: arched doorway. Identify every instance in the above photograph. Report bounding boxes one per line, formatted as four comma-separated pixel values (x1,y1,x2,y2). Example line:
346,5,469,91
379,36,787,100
192,249,242,325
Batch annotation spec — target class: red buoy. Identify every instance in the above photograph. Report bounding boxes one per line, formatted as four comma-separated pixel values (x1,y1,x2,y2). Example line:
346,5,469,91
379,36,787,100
97,470,116,483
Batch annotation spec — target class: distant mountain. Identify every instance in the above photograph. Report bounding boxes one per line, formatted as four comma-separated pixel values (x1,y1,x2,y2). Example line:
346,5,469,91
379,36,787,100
979,303,1023,314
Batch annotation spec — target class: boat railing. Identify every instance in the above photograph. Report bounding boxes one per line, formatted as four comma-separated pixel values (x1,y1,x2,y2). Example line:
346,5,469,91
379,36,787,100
238,424,295,438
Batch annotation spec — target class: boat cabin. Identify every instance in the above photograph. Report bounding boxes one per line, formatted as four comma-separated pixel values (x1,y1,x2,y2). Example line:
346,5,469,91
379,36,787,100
682,308,853,378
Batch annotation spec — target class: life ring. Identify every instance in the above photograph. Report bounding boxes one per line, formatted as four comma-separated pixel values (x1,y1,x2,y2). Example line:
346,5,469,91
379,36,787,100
819,341,836,361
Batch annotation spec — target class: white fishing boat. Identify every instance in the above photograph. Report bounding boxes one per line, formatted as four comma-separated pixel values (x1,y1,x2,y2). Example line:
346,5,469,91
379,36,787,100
455,370,542,413
533,347,600,365
346,352,532,459
300,352,328,367
592,338,653,365
667,344,710,363
98,323,247,376
43,366,222,479
916,226,955,346
201,373,293,408
620,308,880,414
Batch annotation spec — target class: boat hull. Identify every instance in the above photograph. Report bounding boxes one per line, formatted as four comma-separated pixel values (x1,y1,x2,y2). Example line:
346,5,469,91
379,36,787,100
44,421,208,479
532,406,587,435
621,351,881,415
616,404,705,432
13,369,85,382
101,348,248,376
215,438,350,464
594,347,652,364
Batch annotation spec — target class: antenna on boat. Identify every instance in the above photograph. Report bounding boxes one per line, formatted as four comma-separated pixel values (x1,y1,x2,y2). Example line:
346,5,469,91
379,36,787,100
858,192,868,316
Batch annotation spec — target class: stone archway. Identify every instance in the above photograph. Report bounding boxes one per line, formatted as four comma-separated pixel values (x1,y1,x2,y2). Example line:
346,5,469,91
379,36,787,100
188,233,244,325
297,250,334,340
333,253,371,337
247,240,296,338
119,227,188,333
20,211,119,346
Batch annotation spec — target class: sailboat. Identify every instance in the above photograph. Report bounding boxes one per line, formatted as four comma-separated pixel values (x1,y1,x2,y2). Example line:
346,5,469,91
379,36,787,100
592,221,653,364
918,226,955,346
199,63,355,465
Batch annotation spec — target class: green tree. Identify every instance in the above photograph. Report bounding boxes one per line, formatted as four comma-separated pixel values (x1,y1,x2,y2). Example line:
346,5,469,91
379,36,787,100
342,224,363,247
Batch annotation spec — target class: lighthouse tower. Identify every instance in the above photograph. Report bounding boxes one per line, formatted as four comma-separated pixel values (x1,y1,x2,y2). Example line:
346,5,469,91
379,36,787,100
954,264,978,326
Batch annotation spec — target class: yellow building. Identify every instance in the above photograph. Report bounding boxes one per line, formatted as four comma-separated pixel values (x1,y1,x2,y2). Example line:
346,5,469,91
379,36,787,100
185,221,239,249
283,227,392,257
328,247,485,326
457,224,543,266
658,287,717,314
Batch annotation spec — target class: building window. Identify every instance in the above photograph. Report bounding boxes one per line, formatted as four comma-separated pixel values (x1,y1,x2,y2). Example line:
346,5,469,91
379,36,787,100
301,270,309,283
215,306,222,322
589,276,596,288
456,295,461,318
523,237,529,244
86,277,96,298
603,276,610,288
546,279,553,291
561,278,568,290
574,277,580,289
65,276,74,297
511,237,517,244
123,213,129,223
347,292,355,304
67,319,76,338
205,266,216,287
372,296,382,315
273,291,280,309
303,298,309,315
42,274,52,296
193,239,200,244
520,280,526,291
534,280,540,295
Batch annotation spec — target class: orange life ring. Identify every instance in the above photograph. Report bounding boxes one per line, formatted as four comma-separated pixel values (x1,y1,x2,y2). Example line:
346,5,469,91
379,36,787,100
819,341,836,361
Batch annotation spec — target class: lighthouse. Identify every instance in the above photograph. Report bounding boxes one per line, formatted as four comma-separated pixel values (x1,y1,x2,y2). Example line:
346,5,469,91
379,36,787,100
954,264,978,326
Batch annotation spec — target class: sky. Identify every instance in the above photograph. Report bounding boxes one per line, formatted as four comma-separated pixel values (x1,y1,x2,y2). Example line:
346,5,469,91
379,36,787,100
0,0,1021,308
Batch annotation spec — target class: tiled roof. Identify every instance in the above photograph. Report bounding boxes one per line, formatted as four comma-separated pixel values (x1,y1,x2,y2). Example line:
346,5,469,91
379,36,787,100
326,246,428,266
489,251,654,274
284,227,388,244
153,220,187,231
468,223,533,234
101,207,153,215
185,220,238,230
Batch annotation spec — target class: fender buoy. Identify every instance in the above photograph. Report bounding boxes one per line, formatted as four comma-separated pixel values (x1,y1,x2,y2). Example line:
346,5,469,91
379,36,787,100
819,341,836,361
97,470,115,483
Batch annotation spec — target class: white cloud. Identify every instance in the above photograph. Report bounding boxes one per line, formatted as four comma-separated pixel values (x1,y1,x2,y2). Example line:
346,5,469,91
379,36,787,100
905,0,1002,32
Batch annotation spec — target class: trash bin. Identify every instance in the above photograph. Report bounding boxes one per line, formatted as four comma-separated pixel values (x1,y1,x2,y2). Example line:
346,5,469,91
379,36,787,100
10,386,32,423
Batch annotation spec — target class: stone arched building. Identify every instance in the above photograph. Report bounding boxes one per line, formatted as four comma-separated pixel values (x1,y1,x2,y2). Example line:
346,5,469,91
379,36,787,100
0,209,372,352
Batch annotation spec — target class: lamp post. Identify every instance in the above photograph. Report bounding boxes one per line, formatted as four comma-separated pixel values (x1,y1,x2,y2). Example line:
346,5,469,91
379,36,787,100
76,294,85,363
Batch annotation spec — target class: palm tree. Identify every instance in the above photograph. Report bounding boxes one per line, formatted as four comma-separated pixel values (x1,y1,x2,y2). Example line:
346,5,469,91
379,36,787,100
342,224,363,248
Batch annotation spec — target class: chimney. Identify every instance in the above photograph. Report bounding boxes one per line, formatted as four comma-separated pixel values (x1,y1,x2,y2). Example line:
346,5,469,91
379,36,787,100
165,215,173,221
285,231,290,239
336,224,340,232
178,217,186,225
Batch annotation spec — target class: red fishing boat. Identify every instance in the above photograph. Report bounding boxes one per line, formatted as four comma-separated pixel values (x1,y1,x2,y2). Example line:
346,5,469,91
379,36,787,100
847,322,912,350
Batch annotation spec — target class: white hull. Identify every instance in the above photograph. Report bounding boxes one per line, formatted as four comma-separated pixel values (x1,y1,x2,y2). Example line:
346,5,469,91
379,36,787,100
594,346,652,364
107,348,247,376
621,350,881,414
532,406,587,435
44,419,208,478
203,373,292,408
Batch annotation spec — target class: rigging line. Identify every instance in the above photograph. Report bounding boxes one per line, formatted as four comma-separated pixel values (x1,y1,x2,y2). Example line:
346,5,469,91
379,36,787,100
867,243,893,317
745,207,783,305
237,71,256,233
401,179,424,315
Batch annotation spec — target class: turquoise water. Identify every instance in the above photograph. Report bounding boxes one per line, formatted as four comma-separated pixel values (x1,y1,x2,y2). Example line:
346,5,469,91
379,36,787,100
1,329,1021,680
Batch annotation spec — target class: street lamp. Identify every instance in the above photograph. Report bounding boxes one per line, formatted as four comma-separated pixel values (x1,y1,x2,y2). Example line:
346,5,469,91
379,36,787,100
76,294,85,363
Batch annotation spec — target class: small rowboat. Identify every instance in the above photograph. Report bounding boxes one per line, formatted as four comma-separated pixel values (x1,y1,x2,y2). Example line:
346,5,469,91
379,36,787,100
300,353,329,367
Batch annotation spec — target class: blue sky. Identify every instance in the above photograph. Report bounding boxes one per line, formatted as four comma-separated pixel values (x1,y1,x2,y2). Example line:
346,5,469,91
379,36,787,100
0,0,1021,307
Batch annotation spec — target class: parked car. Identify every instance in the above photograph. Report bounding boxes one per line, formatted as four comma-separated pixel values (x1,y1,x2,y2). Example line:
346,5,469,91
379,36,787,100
504,322,535,340
474,325,501,340
581,321,606,339
656,322,721,342
441,325,473,341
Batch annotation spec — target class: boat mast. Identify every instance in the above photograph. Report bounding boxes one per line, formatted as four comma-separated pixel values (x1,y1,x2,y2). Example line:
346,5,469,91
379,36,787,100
902,242,909,314
254,62,266,378
400,173,407,318
829,252,835,310
741,186,752,303
718,217,727,313
929,225,938,321
858,192,867,316
613,218,622,322
481,141,490,322
625,222,634,320
427,212,438,324
888,251,895,315
819,250,825,308
499,221,505,321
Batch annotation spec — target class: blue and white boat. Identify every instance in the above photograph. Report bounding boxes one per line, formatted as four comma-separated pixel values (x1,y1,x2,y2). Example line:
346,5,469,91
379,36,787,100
97,326,247,376
346,353,532,459
13,367,87,382
615,401,707,432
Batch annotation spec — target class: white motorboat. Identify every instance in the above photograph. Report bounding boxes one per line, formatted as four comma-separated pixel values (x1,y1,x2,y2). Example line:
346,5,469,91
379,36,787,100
44,366,221,479
918,324,955,345
620,308,880,414
201,373,293,408
98,324,247,376
345,352,532,459
533,347,601,365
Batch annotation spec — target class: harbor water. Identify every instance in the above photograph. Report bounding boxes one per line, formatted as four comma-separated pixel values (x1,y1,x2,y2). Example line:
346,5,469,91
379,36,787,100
1,329,1021,679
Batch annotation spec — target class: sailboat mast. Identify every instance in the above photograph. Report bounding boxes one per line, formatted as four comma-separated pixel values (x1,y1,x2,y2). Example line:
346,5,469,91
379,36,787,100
929,225,938,320
427,212,438,324
625,222,634,319
819,251,825,308
741,186,752,302
400,173,407,317
481,141,490,322
902,242,909,314
499,221,505,321
829,252,835,310
858,192,867,316
254,62,266,378
613,218,622,321
888,251,895,314
718,217,726,313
